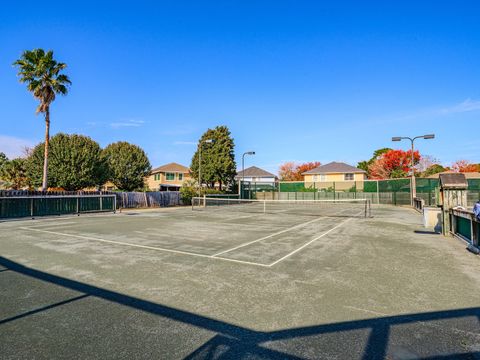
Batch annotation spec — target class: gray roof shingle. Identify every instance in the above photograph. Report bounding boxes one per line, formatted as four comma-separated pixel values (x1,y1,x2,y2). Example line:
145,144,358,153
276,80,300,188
236,166,277,178
151,162,190,174
302,162,366,175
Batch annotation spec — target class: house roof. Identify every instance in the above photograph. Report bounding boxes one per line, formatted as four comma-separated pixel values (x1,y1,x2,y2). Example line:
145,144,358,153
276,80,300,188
151,162,189,174
427,171,480,179
236,166,277,178
302,162,366,175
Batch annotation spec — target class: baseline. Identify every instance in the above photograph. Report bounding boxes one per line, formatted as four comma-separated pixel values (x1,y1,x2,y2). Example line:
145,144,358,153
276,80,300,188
19,227,270,268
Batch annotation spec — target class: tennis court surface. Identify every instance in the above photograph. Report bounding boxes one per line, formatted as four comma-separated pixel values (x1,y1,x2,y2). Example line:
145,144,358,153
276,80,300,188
1,203,480,359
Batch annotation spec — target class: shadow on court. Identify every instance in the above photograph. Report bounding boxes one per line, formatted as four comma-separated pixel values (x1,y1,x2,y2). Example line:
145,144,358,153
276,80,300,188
1,256,479,359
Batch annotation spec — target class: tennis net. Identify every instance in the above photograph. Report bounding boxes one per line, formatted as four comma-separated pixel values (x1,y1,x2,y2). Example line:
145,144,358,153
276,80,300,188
192,197,371,218
0,194,116,219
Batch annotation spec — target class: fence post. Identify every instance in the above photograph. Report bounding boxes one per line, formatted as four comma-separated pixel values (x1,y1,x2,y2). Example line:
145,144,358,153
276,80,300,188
376,180,380,205
333,182,336,202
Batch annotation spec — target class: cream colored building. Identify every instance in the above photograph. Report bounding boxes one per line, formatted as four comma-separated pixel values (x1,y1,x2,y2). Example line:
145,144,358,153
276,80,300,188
146,162,191,191
302,162,367,190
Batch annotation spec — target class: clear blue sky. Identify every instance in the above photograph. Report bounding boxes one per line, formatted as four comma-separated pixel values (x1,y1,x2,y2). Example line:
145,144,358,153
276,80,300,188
1,1,479,174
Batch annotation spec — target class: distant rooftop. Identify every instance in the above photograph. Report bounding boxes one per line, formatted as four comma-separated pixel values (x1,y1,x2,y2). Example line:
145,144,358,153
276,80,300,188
151,162,189,173
303,162,366,175
427,171,480,179
236,166,277,178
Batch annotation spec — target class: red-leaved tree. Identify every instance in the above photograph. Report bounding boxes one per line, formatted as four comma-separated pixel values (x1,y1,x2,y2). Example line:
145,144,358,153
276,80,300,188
368,149,420,179
296,162,321,178
279,162,298,181
451,160,480,173
279,161,321,181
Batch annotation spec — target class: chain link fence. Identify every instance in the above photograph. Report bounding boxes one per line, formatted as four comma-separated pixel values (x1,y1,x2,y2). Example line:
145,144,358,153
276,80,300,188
242,178,480,206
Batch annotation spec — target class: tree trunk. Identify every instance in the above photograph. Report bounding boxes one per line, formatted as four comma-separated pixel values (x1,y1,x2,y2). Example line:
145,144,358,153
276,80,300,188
41,107,50,191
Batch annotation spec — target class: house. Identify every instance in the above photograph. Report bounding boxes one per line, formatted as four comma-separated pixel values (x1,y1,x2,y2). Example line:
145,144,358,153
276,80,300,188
146,162,191,191
302,162,367,191
427,171,480,179
236,166,278,184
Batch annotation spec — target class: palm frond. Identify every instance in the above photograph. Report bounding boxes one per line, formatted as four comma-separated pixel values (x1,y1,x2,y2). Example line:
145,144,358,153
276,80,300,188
13,48,71,113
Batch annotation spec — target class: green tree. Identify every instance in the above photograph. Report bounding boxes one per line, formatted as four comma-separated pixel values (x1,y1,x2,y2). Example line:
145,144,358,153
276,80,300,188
1,158,29,190
190,126,237,190
179,179,198,205
421,164,448,178
102,142,151,191
0,152,8,172
13,49,71,190
357,148,393,177
27,133,106,191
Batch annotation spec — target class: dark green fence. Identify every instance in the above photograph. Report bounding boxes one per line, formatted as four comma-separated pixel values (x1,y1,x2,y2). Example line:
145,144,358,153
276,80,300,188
240,178,479,206
241,182,278,199
0,195,116,219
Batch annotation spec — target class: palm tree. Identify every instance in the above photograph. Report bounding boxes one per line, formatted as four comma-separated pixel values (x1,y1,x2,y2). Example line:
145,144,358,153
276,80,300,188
13,49,71,191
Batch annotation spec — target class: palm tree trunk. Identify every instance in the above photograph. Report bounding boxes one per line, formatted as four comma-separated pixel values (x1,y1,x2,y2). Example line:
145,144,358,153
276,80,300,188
41,107,50,191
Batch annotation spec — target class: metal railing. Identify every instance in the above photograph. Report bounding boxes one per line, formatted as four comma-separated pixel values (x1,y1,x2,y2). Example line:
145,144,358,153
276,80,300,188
413,197,425,213
449,208,479,251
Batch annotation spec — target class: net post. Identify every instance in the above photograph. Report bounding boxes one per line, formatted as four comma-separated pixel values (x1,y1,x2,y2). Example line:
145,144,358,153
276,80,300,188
76,196,80,215
100,195,103,211
203,194,206,208
30,197,34,218
113,195,117,214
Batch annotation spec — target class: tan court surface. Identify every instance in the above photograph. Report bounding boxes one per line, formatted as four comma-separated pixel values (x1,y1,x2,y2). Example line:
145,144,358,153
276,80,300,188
1,205,479,359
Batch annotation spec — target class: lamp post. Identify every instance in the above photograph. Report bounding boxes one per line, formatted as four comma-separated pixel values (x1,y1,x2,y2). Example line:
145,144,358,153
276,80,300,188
392,134,435,205
241,151,255,199
198,139,214,197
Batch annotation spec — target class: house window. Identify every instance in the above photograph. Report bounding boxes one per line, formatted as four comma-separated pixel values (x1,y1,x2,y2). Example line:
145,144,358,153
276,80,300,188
154,174,160,181
166,173,175,181
313,175,318,181
344,173,354,181
319,175,326,182
178,173,183,181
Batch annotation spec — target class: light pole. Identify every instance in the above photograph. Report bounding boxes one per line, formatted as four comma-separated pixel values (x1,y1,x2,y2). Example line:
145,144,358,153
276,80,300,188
198,139,214,197
392,134,435,205
241,151,255,199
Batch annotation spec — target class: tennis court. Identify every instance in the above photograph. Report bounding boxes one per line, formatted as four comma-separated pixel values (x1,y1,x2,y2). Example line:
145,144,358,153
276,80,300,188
4,198,370,268
1,200,480,359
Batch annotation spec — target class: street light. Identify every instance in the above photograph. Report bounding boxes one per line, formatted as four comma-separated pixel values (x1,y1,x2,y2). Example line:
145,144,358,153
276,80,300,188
198,139,214,197
391,134,435,205
241,151,255,199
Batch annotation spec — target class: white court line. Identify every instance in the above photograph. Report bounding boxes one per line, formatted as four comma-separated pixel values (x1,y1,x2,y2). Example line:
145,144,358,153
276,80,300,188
19,227,270,268
267,218,351,266
211,216,329,257
267,212,360,267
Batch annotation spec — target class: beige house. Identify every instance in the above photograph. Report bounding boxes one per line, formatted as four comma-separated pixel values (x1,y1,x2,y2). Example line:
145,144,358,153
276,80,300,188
302,162,367,191
146,162,191,191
